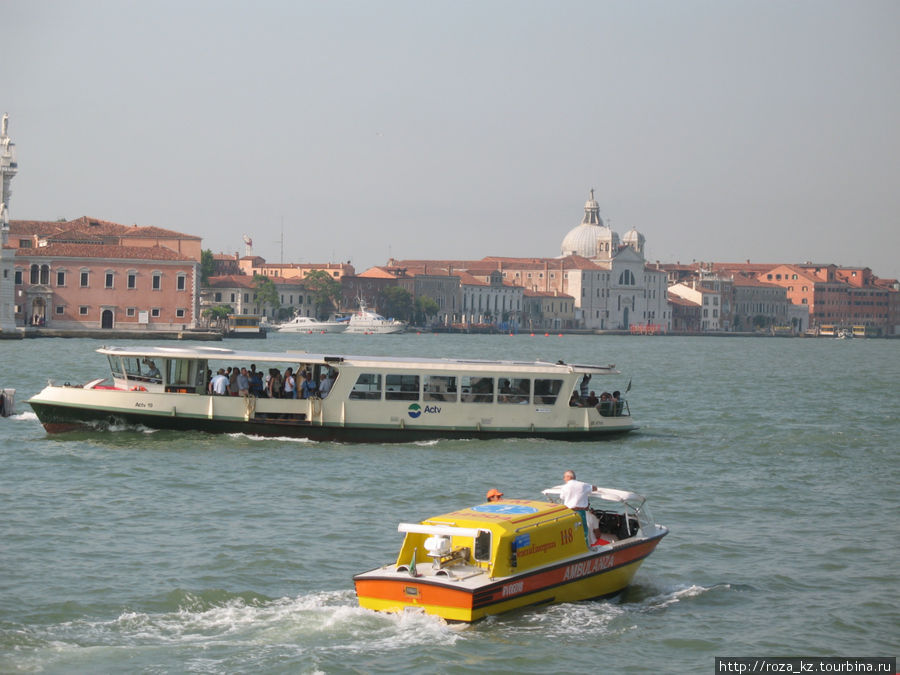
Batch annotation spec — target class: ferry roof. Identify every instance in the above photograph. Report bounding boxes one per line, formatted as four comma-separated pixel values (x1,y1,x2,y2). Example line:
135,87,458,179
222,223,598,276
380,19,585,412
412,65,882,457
96,346,621,375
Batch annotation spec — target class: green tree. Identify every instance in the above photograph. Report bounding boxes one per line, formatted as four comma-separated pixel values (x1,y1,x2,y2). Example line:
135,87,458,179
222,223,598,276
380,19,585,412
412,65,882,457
379,286,414,322
414,295,439,326
253,274,280,315
200,249,216,284
304,269,342,319
202,304,232,329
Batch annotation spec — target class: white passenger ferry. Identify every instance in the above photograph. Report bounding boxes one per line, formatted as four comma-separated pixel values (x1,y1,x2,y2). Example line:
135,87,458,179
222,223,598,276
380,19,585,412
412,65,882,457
27,346,637,441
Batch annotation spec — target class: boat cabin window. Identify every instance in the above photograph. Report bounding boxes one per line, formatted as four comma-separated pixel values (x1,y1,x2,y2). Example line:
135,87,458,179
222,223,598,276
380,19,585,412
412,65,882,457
534,379,563,404
385,374,419,401
499,377,530,404
349,373,382,400
461,376,493,403
107,355,124,379
474,530,491,561
122,356,162,384
165,358,205,393
424,375,457,402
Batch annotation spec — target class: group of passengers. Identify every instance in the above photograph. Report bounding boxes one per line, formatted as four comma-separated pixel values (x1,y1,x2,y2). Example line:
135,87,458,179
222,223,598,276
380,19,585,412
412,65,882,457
206,364,338,399
568,374,623,415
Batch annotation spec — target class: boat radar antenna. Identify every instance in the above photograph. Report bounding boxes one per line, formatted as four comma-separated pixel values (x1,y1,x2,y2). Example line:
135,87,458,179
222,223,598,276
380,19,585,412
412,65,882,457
242,234,253,257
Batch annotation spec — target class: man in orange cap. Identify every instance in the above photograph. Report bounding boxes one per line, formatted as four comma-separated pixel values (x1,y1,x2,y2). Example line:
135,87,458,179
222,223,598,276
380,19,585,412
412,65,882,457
486,488,503,502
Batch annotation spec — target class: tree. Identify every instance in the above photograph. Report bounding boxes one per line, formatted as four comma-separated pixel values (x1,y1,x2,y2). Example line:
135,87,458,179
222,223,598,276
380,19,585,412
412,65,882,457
379,286,414,322
200,249,216,284
202,304,232,329
253,274,280,315
304,269,342,319
414,295,439,326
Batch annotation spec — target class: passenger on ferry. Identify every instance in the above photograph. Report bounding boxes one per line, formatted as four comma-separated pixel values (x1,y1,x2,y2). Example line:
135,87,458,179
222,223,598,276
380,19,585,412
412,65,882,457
284,367,297,399
586,391,599,407
318,372,333,398
249,369,265,397
301,371,318,399
210,369,229,396
486,488,503,502
579,373,591,400
228,367,240,395
268,368,283,398
236,368,250,397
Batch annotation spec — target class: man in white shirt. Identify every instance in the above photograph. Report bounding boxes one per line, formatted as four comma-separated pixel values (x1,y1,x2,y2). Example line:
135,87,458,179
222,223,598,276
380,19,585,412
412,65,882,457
560,470,601,545
210,369,229,396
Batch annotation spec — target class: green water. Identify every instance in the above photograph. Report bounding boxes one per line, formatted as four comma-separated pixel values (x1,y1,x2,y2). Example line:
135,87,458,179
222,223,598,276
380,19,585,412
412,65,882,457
1,333,897,673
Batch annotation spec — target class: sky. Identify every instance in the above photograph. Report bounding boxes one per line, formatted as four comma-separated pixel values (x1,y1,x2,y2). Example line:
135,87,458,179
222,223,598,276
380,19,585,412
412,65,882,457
5,0,900,279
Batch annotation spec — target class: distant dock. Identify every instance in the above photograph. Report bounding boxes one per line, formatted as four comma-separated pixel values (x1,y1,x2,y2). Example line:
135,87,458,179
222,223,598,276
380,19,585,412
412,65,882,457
1,328,222,341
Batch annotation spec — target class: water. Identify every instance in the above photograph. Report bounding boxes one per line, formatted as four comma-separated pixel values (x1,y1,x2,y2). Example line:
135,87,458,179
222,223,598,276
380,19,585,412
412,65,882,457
1,333,897,673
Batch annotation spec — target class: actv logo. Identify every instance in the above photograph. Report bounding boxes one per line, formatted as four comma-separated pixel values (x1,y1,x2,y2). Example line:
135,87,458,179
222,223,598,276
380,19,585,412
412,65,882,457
408,403,442,418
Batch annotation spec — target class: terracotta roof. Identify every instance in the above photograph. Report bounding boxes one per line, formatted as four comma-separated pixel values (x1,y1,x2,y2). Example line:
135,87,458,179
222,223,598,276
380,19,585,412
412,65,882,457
359,266,402,279
206,275,258,289
667,293,700,307
15,243,192,261
10,216,198,240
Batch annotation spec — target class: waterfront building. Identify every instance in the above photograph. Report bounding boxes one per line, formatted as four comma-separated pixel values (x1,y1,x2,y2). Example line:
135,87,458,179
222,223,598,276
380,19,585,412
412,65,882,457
10,217,201,330
731,277,792,332
667,282,722,331
522,288,577,331
202,274,312,321
238,257,354,281
667,293,701,332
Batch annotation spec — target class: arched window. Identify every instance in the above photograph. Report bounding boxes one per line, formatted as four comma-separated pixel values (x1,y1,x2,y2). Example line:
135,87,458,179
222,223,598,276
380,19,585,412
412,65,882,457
40,264,51,285
618,270,635,286
30,264,39,284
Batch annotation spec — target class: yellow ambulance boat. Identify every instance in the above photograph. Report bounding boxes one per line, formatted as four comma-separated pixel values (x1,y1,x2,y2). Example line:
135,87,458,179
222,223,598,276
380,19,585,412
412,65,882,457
353,485,667,622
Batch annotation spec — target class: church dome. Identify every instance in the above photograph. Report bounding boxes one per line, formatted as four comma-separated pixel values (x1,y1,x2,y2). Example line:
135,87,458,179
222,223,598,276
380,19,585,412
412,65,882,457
623,226,645,254
560,189,618,259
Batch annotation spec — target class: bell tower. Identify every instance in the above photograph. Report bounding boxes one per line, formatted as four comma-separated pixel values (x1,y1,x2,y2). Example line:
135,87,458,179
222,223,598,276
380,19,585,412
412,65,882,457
1,113,18,331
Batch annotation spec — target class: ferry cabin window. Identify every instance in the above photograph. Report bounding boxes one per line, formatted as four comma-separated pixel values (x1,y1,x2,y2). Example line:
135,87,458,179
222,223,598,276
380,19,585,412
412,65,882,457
349,373,382,400
534,379,563,404
461,376,493,403
385,374,420,401
499,378,530,404
474,530,491,561
424,375,457,402
167,359,204,390
122,357,160,383
107,356,124,379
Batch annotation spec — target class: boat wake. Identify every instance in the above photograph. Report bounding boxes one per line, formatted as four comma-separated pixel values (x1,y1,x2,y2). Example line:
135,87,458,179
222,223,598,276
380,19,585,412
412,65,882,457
8,410,39,422
226,432,318,444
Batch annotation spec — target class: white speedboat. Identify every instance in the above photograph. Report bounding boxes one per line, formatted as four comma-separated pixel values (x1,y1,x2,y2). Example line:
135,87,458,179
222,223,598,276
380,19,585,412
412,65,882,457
345,305,407,334
27,346,637,441
276,315,347,333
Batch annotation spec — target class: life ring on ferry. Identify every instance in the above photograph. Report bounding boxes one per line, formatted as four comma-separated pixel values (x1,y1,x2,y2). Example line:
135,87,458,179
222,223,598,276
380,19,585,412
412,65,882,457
130,386,147,392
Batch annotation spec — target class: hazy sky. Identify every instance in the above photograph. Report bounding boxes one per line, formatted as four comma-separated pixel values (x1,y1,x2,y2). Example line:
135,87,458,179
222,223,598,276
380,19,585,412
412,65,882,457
6,1,900,279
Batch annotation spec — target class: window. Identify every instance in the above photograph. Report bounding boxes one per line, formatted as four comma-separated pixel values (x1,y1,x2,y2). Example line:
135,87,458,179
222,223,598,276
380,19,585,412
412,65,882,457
14,269,23,285
79,306,89,315
385,374,419,401
214,292,222,302
175,308,185,318
618,270,635,285
127,272,137,289
176,274,186,291
30,264,39,284
55,305,64,315
105,272,114,288
461,376,493,403
534,379,562,404
424,375,457,402
80,271,89,287
151,308,161,318
56,271,66,286
19,239,32,248
126,307,136,317
349,373,382,400
499,378,530,404
152,273,162,290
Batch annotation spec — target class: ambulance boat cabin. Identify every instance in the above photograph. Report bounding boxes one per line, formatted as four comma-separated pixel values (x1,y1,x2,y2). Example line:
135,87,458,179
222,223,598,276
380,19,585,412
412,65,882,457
28,346,637,441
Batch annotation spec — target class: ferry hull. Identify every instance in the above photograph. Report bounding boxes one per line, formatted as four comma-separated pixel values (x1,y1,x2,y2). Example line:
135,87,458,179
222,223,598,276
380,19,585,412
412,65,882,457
354,535,664,622
28,398,635,442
